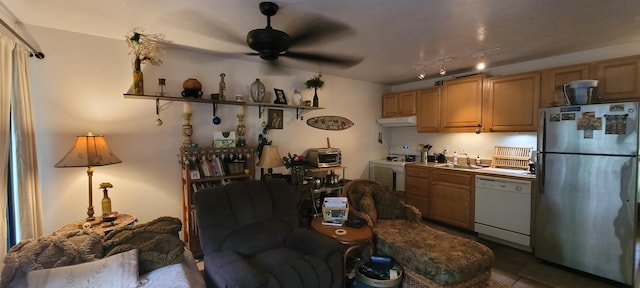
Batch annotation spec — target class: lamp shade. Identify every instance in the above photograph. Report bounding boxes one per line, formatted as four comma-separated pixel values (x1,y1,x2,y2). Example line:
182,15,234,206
55,133,122,168
257,145,284,169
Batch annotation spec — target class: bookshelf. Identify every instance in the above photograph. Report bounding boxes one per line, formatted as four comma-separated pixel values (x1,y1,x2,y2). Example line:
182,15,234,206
180,145,256,258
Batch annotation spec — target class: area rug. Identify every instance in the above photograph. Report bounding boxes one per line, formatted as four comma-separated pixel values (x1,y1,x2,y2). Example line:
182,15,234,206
489,277,510,288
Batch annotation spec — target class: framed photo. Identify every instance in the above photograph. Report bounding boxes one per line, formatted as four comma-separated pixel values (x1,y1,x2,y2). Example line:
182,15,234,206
268,109,283,129
274,89,287,104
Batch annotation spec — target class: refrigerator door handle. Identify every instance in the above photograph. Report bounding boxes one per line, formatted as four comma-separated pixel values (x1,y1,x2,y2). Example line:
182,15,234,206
537,152,544,193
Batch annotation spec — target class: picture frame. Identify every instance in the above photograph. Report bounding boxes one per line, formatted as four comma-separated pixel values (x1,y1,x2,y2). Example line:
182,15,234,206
268,109,283,129
273,89,287,104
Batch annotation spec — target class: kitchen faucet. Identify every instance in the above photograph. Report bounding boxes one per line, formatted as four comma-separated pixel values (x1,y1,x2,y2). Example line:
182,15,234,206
460,152,470,166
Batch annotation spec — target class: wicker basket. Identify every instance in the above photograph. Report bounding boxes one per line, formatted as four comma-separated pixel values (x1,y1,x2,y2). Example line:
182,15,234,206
227,162,245,175
490,146,532,170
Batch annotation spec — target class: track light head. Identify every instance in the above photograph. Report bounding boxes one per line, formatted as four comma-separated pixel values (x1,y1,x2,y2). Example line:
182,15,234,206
476,56,486,70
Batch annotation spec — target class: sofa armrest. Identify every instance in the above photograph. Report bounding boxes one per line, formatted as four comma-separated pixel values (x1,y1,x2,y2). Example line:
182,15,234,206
285,228,342,260
203,251,266,288
402,204,422,223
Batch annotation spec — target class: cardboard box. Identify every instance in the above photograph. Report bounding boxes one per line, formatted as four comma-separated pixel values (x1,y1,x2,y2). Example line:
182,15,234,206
213,131,235,148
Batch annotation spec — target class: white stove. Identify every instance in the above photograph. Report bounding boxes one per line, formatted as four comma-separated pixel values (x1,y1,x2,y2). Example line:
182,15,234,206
369,145,420,191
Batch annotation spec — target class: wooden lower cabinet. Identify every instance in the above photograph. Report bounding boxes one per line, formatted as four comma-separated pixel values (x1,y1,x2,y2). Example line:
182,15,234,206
405,165,429,217
428,169,474,230
405,165,474,230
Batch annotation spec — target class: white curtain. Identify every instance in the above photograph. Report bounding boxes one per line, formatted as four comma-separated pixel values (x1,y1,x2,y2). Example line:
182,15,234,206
12,44,43,241
0,34,43,259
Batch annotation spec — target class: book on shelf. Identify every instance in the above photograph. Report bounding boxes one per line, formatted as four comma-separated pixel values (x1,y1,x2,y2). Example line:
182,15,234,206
206,156,216,177
200,156,212,177
214,156,225,176
187,158,201,180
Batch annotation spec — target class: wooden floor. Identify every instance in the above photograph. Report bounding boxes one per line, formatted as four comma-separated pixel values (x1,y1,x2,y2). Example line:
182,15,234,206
425,220,638,288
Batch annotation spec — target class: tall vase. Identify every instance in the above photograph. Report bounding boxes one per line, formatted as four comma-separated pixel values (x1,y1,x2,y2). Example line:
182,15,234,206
133,59,144,95
250,78,265,103
312,88,319,107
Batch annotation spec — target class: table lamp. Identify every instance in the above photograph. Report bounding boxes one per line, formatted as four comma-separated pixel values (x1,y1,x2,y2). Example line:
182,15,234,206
257,145,284,179
55,132,121,223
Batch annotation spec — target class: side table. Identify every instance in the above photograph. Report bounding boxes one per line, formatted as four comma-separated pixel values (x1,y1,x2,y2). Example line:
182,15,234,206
310,217,373,286
55,214,137,235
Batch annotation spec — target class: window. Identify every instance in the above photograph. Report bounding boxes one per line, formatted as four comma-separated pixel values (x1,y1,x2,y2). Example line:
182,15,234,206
6,110,19,249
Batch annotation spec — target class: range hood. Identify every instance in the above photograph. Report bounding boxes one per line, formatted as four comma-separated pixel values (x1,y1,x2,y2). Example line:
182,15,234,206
377,116,417,127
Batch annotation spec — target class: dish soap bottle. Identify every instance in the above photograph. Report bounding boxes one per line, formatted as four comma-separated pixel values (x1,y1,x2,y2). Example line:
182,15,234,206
453,151,458,165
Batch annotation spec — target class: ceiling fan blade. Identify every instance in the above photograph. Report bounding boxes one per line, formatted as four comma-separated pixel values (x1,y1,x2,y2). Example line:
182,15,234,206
282,51,362,67
167,9,246,46
287,15,355,47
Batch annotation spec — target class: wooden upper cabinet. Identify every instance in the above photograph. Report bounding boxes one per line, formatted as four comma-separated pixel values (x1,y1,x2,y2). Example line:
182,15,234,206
382,91,416,117
416,87,440,132
483,72,540,132
441,75,483,132
382,93,399,117
590,56,640,102
540,64,590,108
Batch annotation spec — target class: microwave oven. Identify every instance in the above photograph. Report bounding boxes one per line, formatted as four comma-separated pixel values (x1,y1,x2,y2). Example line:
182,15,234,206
307,148,341,168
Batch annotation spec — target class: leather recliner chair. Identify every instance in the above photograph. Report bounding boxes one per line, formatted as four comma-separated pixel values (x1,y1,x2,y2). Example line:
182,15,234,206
194,179,343,288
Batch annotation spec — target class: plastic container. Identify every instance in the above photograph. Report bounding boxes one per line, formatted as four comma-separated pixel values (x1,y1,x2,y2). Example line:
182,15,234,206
563,80,598,105
353,261,403,288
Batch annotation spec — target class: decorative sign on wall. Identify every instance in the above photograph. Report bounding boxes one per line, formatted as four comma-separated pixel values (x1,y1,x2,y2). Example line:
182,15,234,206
306,116,354,131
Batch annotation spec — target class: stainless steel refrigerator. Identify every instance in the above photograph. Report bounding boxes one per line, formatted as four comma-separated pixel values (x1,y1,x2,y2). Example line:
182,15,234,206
537,102,637,285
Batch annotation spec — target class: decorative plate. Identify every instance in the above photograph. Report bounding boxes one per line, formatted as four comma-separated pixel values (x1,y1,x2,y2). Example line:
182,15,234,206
306,116,354,131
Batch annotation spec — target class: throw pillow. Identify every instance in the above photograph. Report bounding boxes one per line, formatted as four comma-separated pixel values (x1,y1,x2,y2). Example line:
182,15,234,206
27,249,138,288
345,180,378,224
0,230,103,288
371,182,406,220
102,216,184,274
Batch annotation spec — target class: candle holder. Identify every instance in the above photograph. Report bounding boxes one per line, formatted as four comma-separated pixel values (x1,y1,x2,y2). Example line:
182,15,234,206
182,113,193,147
236,114,246,147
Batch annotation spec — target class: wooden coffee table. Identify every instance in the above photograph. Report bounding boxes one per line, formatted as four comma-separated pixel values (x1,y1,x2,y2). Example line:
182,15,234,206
310,217,373,286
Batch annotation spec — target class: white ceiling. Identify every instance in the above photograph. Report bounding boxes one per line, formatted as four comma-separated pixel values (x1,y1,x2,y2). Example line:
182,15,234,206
2,0,640,85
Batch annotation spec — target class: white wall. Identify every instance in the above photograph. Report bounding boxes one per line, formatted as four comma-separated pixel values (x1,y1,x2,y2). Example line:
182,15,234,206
27,25,387,234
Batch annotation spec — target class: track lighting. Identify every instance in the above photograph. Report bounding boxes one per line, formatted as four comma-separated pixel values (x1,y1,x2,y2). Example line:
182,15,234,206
417,67,426,80
411,47,499,79
476,55,486,70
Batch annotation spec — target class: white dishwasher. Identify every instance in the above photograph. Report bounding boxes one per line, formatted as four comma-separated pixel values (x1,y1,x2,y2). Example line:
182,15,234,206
475,175,531,251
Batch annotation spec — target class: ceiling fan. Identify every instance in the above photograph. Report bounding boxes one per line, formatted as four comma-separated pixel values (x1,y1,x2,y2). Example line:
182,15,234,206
244,1,362,67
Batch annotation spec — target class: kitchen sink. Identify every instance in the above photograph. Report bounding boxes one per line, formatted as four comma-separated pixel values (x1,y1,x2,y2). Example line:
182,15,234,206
435,163,483,170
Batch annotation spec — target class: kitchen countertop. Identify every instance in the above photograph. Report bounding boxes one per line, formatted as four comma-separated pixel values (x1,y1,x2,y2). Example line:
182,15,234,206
406,162,536,181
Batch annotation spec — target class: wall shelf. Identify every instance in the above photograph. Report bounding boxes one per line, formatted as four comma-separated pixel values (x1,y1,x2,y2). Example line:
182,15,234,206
123,93,324,119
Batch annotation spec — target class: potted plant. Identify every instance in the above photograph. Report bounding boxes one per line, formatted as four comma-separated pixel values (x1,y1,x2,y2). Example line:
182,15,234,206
304,73,324,107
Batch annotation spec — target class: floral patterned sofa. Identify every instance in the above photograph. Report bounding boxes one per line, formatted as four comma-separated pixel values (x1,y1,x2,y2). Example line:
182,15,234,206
342,179,494,288
0,217,204,288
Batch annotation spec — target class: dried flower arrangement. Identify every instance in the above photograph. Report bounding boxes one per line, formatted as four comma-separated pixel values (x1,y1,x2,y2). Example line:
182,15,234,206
125,27,166,69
